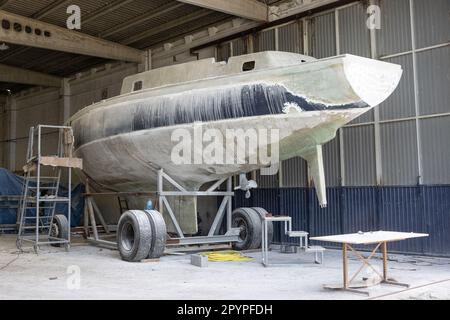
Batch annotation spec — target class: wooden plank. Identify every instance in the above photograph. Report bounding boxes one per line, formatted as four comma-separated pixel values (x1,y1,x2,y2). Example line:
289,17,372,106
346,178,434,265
39,156,83,169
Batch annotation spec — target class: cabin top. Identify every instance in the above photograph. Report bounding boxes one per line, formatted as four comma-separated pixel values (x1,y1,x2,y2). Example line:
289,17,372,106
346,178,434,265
120,51,316,94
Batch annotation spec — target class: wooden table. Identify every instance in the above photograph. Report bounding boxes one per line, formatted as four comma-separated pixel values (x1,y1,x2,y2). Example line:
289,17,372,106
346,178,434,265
310,231,429,295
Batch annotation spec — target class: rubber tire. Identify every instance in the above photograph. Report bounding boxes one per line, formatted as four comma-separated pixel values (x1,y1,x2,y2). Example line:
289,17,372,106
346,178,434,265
144,210,167,259
232,207,262,251
117,210,152,262
250,207,274,247
51,214,69,247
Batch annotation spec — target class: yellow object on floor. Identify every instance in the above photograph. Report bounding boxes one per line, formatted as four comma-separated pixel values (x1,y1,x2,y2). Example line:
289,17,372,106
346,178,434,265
200,250,253,262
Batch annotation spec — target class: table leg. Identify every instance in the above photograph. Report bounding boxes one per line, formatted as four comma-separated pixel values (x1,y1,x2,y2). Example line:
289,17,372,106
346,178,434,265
323,242,369,296
382,241,388,281
380,241,410,288
343,243,348,289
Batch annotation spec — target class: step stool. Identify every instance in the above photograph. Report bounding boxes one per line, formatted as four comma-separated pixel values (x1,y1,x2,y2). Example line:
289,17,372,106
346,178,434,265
261,214,325,266
303,246,325,264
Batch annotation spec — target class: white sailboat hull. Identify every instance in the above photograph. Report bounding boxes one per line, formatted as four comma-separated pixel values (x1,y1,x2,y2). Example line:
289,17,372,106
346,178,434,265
68,52,402,233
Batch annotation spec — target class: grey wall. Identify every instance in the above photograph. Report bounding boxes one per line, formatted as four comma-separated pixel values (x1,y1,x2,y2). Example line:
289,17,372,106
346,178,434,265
2,63,138,173
2,0,449,187
211,0,450,188
0,96,6,168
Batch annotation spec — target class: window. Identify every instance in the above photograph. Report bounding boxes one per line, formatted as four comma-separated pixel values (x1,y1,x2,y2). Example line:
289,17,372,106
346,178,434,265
242,61,255,72
133,81,143,91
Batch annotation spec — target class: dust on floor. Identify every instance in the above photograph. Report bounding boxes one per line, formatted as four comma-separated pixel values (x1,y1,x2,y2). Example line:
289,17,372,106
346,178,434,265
0,234,449,300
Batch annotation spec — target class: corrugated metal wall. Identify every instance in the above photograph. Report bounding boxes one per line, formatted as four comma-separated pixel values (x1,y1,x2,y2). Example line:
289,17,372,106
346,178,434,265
310,12,336,59
376,0,412,56
278,22,303,53
1,0,446,255
343,125,376,186
256,29,276,52
420,116,450,184
380,120,418,185
224,0,449,256
235,185,450,256
213,0,449,189
416,46,450,116
379,54,415,120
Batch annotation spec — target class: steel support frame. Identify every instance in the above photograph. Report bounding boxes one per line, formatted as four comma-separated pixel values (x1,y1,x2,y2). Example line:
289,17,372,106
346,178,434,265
83,179,116,249
157,169,239,245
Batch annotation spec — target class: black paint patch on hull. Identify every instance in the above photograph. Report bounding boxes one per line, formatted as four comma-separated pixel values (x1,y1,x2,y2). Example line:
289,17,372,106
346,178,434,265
73,83,368,148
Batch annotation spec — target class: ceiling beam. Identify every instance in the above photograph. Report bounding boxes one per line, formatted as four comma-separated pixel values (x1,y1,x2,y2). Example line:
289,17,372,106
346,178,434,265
98,2,184,38
83,0,135,25
122,9,212,46
0,63,62,87
153,0,344,60
0,0,135,63
177,0,268,22
0,0,71,62
0,10,144,63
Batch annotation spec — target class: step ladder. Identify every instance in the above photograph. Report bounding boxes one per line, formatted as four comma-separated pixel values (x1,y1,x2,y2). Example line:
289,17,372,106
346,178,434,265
16,125,82,253
261,215,325,266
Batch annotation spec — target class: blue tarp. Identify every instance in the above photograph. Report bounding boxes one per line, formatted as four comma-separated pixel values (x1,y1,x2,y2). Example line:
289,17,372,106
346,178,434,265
0,167,85,227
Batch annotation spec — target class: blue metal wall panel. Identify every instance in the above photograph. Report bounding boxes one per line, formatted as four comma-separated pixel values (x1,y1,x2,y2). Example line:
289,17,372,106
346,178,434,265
343,187,378,233
278,188,309,244
421,186,450,256
234,185,450,256
379,187,425,254
307,188,342,249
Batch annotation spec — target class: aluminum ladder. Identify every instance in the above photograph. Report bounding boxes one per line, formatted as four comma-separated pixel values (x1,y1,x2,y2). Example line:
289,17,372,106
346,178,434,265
16,125,82,253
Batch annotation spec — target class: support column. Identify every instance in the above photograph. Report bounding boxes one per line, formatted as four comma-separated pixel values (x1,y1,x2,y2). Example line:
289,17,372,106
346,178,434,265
138,49,152,72
302,18,309,55
61,78,71,122
409,0,423,185
334,8,345,187
246,34,254,53
0,96,5,168
7,95,16,172
370,0,383,186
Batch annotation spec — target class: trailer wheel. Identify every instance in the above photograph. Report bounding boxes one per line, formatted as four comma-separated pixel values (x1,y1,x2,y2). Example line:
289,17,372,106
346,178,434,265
250,207,273,247
232,208,262,251
50,214,69,247
145,210,167,259
117,210,152,262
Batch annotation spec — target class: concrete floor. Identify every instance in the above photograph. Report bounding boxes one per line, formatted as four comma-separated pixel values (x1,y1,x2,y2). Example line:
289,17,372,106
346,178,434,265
0,234,449,300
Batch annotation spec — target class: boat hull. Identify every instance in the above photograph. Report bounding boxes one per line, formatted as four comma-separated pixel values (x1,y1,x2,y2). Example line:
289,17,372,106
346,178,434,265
68,53,402,234
74,108,369,191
